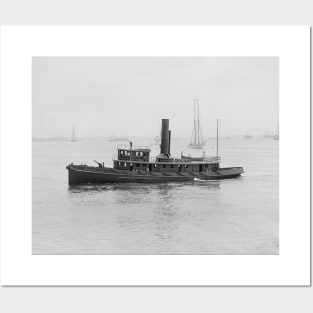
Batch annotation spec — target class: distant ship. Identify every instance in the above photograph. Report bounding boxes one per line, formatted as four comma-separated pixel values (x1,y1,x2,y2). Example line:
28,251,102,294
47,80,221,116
151,121,162,146
273,122,279,140
32,136,68,142
273,134,279,140
189,99,207,149
152,135,161,145
109,135,128,142
244,133,252,139
66,118,244,184
48,136,68,141
263,132,274,138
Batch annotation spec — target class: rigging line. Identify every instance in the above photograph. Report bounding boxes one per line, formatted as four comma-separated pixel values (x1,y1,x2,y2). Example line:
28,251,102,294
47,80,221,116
197,99,200,144
192,98,196,144
191,99,194,143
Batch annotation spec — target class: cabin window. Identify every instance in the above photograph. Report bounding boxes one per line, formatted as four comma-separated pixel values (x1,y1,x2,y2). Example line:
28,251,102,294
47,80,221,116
171,164,174,168
124,163,127,166
136,163,139,167
154,164,157,168
205,164,208,168
118,162,121,166
185,164,189,168
163,164,166,168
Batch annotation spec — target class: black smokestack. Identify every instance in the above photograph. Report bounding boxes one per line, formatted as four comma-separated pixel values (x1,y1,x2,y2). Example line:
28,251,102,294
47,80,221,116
160,119,169,155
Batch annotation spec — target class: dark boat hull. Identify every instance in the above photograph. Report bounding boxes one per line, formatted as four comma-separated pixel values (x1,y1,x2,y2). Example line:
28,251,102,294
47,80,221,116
66,165,244,185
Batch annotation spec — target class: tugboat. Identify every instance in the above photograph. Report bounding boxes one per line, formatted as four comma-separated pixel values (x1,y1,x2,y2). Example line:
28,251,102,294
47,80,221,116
66,119,244,184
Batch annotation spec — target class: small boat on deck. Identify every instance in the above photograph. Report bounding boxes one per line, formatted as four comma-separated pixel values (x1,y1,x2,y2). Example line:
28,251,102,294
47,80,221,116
66,119,244,184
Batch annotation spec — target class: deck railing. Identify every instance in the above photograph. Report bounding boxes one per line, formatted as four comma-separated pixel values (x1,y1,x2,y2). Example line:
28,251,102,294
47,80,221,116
112,155,221,163
113,155,150,161
150,156,221,163
117,144,151,151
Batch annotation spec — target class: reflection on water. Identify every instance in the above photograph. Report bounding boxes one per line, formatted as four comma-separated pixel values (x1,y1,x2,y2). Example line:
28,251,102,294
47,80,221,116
33,138,278,255
68,180,221,194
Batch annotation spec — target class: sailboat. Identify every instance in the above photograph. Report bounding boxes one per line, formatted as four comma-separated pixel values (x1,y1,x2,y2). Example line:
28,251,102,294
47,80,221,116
188,99,206,149
151,122,161,145
109,134,128,142
152,135,161,145
71,127,77,142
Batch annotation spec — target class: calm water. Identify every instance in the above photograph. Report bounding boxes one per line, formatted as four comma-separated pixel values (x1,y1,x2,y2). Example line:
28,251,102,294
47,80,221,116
32,137,279,254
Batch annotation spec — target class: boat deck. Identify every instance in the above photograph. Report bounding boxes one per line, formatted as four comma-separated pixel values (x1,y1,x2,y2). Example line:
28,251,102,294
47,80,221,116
66,164,244,184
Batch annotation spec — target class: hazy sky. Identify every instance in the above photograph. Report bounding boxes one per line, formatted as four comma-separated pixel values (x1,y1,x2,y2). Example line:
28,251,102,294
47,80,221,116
32,57,278,138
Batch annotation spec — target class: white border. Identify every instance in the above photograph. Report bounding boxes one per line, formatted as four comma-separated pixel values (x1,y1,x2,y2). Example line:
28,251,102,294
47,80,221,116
0,26,310,286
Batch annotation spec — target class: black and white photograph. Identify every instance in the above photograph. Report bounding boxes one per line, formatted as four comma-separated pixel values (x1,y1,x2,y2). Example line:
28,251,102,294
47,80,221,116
32,56,279,255
0,6,312,313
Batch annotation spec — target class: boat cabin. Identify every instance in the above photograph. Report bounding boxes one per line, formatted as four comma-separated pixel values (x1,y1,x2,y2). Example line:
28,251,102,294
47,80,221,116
113,146,219,173
112,119,220,173
117,147,150,162
114,146,151,171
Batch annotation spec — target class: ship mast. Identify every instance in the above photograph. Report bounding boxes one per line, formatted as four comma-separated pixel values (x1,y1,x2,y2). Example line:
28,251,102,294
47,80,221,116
192,99,196,144
216,119,219,158
197,99,200,145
